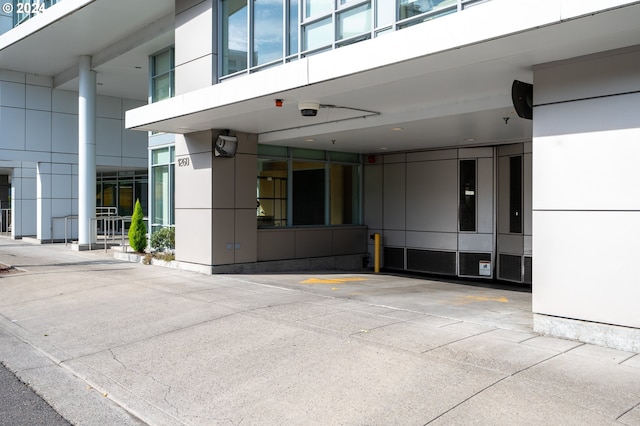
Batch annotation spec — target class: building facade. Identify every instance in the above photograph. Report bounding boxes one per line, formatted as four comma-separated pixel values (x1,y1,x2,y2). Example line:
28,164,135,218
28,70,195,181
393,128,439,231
1,0,640,351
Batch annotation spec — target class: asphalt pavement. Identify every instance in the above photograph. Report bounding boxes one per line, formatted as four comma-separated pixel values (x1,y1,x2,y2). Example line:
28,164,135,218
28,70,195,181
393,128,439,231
0,361,70,425
0,238,639,425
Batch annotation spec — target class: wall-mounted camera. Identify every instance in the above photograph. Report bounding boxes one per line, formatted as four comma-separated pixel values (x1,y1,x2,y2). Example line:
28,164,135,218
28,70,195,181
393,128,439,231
298,102,320,117
215,134,238,157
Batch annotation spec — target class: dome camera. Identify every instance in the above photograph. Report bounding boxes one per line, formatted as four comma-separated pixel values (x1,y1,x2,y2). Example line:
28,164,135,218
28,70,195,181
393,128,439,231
299,102,320,117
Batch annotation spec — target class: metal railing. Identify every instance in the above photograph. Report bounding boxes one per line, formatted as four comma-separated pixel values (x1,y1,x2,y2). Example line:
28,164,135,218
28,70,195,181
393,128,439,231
0,208,11,235
52,209,148,252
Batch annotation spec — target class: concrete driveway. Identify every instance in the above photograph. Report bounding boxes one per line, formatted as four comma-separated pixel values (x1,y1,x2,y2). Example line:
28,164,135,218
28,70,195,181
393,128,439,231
0,239,639,425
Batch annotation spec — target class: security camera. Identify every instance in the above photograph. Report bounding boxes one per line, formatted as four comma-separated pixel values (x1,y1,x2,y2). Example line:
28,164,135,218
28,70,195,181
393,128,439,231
299,102,320,117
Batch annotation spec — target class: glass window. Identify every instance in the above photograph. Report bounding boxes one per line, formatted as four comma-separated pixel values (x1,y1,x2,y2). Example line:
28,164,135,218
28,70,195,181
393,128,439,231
292,147,326,160
509,156,522,234
303,17,333,51
459,159,476,232
222,0,248,75
338,3,371,41
257,159,288,227
376,0,395,27
305,0,334,19
293,161,325,225
330,164,359,224
254,0,284,66
151,147,175,227
151,49,174,102
288,0,299,55
258,145,362,228
152,147,170,165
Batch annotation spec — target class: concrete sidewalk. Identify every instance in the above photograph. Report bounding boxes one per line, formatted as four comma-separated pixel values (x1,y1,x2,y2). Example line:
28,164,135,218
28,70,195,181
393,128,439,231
0,238,639,425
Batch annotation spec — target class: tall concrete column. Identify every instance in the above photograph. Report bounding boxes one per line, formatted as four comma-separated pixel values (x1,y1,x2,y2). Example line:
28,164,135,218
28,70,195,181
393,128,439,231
78,56,96,245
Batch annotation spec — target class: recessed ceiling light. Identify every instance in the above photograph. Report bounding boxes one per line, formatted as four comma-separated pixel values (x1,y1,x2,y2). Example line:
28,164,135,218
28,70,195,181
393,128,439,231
464,138,476,142
390,127,403,131
305,138,315,142
380,147,388,150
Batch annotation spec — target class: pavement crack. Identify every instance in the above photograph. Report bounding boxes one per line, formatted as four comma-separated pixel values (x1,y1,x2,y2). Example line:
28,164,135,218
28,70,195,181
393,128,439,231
108,348,127,371
423,349,569,424
616,400,640,421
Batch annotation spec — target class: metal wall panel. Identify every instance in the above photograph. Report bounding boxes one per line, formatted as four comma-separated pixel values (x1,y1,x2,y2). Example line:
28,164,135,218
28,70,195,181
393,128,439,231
383,163,405,230
363,164,383,229
477,157,494,234
406,231,457,251
458,233,493,252
406,159,457,232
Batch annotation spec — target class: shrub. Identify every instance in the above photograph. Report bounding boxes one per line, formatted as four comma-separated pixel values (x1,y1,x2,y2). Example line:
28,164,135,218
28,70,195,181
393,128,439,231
150,227,175,252
128,199,147,253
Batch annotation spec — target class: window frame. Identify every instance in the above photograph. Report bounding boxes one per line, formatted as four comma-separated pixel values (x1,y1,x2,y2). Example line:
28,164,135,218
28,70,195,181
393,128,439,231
149,47,175,103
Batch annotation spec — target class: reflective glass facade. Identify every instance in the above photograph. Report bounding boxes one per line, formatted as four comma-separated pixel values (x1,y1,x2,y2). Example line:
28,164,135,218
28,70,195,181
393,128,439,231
221,0,486,77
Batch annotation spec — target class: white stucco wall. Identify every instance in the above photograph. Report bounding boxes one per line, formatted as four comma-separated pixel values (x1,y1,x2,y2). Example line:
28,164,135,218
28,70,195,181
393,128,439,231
532,46,640,329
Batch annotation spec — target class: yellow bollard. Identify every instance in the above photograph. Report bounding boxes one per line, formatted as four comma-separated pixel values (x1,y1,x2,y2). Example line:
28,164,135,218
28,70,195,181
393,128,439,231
374,233,380,273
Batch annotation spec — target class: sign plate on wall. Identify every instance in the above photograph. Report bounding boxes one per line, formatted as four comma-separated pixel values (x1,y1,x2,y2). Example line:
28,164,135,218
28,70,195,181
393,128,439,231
479,260,491,276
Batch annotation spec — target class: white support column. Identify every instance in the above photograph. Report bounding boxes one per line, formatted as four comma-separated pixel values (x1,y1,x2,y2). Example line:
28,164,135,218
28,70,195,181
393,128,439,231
78,56,96,245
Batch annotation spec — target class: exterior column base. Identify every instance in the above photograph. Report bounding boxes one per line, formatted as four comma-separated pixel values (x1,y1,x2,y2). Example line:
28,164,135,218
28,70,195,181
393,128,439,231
534,314,640,353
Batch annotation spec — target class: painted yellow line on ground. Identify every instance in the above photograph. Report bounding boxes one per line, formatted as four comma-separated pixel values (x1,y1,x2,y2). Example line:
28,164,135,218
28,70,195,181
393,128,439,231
463,295,509,303
300,277,368,285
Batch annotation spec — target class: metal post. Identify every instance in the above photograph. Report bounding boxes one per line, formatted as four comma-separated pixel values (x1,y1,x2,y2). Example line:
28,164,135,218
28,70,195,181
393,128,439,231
374,233,381,273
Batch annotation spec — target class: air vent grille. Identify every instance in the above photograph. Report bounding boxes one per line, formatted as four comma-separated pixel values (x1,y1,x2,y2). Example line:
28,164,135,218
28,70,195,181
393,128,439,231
460,252,492,277
384,247,404,270
407,249,456,275
499,254,522,282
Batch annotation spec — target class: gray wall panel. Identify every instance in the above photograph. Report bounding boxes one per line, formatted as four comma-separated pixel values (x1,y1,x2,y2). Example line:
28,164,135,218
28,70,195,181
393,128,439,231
364,164,383,229
406,159,457,232
406,231,457,251
477,157,494,234
383,163,405,229
458,233,493,252
383,229,406,246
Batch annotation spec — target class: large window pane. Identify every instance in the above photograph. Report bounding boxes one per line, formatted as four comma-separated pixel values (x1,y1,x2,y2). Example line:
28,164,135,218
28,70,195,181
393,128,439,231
288,0,299,55
151,49,174,102
293,161,325,225
153,165,171,225
222,0,248,75
376,0,395,27
153,50,172,75
153,73,172,102
330,164,359,224
338,3,371,40
305,0,333,18
257,159,288,227
152,147,170,165
254,0,284,66
303,17,333,51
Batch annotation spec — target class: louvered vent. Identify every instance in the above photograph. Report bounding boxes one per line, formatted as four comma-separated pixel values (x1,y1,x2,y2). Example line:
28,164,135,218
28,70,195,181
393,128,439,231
459,252,492,277
499,254,522,282
407,249,456,275
524,256,532,285
384,247,404,270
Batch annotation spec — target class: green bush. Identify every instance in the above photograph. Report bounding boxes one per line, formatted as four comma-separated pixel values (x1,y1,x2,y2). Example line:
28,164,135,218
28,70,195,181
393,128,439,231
150,227,175,252
128,199,147,253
